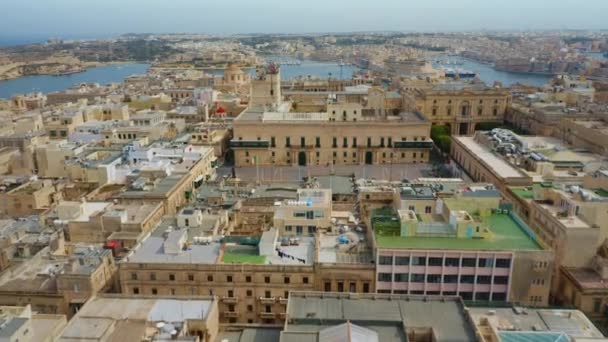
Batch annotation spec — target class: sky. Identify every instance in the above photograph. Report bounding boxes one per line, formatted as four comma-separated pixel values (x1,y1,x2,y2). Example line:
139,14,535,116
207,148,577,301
1,0,607,41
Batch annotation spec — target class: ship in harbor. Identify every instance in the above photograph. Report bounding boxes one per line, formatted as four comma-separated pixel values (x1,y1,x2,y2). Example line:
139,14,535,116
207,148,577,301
264,57,302,66
443,68,477,78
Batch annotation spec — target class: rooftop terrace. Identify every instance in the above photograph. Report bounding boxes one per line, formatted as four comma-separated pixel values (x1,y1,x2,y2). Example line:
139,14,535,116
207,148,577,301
469,307,604,340
375,212,542,251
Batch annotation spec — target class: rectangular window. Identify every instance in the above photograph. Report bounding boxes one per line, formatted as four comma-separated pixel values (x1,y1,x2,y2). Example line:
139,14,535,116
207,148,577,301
286,137,290,147
594,298,602,313
394,273,409,282
363,283,370,293
411,256,427,266
444,258,459,267
343,137,348,148
300,137,305,147
377,273,392,282
388,137,392,147
411,274,425,283
380,137,385,147
265,276,270,283
395,256,410,265
227,275,233,282
337,282,344,292
379,256,393,265
169,274,175,281
476,292,490,301
352,137,357,147
131,273,138,280
478,258,494,268
460,292,473,300
303,276,309,284
428,257,442,266
495,259,511,268
367,137,371,147
460,275,475,284
324,282,331,291
493,276,508,284
427,274,441,283
492,292,507,301
246,275,252,283
443,275,458,283
462,258,476,267
284,276,290,284
332,137,337,148
271,136,276,147
477,275,492,284
315,136,320,148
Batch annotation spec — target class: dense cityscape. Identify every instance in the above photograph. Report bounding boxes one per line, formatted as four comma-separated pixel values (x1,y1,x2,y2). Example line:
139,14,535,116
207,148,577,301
1,4,608,341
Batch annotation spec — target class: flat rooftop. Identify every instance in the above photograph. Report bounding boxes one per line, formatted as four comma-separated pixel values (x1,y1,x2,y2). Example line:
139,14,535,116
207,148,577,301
236,105,426,124
119,174,183,198
284,292,475,342
69,202,112,222
509,184,541,200
223,237,315,266
60,296,214,341
218,328,281,342
125,218,314,265
562,267,608,291
454,136,525,179
317,233,373,264
376,212,542,251
126,233,221,265
468,307,604,339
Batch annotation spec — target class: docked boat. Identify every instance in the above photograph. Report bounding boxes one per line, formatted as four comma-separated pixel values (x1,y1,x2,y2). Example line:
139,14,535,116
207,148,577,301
443,68,477,78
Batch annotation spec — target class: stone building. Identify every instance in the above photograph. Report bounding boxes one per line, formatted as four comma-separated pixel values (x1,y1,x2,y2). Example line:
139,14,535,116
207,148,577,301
119,212,375,325
0,245,117,317
410,82,511,135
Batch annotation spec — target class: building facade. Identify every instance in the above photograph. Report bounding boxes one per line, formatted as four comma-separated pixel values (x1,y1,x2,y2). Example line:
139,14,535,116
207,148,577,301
411,84,511,135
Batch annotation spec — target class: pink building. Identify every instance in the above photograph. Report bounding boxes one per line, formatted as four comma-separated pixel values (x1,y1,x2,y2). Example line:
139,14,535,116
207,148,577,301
372,193,553,306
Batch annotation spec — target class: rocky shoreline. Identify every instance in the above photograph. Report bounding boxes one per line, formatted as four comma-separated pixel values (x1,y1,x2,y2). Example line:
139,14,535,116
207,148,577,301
0,61,132,82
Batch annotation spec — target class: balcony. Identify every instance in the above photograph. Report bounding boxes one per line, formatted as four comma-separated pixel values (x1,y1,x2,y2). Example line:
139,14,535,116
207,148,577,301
229,140,270,149
222,296,238,304
224,311,238,318
279,297,289,305
394,141,433,149
259,297,276,304
259,311,276,319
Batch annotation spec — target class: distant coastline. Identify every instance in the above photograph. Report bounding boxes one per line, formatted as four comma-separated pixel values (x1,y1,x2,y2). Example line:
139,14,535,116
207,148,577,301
0,63,150,99
0,61,143,82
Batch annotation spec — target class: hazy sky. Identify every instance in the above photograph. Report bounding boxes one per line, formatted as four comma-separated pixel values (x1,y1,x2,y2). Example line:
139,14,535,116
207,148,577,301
1,0,607,39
